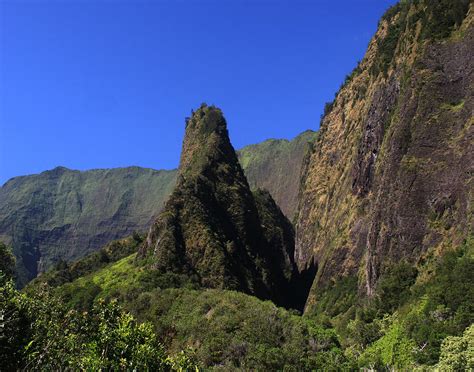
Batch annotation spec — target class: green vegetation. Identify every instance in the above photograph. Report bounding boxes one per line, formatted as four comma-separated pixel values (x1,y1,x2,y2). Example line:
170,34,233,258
441,99,465,112
1,244,196,370
26,235,472,370
0,241,15,281
312,276,358,319
307,238,474,370
371,3,409,77
238,130,317,218
0,166,177,286
39,253,351,370
0,280,197,370
371,0,470,77
436,323,474,371
28,233,144,289
419,0,471,41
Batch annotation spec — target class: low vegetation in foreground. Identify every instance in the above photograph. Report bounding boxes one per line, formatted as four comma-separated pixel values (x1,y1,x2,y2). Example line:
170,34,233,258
6,235,471,371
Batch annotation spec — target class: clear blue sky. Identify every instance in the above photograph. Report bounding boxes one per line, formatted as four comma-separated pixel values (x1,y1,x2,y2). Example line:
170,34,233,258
0,0,397,184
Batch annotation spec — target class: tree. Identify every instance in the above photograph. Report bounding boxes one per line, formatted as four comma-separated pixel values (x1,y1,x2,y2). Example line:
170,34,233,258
0,278,199,370
436,324,474,371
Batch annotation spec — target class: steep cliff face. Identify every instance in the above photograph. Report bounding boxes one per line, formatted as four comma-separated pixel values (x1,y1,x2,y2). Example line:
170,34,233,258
0,167,177,287
139,104,296,302
296,1,473,311
238,130,317,219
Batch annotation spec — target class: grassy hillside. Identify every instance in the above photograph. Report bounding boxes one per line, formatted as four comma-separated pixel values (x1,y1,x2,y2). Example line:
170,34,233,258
27,231,473,370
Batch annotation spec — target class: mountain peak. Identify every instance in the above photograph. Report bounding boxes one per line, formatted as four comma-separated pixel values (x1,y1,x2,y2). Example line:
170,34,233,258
179,104,231,177
139,105,297,304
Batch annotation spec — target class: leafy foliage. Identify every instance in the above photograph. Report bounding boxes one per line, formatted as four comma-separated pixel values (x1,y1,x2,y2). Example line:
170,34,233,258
0,242,15,281
27,234,143,290
0,278,198,370
404,242,474,365
301,237,474,370
375,262,418,315
436,323,474,371
313,276,358,318
371,3,408,77
0,277,30,369
36,250,353,370
358,316,416,370
346,239,473,369
419,0,471,40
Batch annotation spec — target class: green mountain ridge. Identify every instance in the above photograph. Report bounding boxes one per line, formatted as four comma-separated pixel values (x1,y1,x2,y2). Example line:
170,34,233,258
0,166,177,287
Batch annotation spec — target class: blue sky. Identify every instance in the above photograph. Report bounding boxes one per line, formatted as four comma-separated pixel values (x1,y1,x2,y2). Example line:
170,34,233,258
0,0,397,184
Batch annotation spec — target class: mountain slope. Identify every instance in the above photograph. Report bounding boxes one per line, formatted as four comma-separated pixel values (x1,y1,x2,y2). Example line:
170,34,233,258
295,0,473,312
238,130,317,219
28,245,347,370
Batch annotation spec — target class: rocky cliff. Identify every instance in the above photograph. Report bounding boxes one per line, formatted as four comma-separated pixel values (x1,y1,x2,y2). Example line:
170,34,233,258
138,104,296,303
295,0,473,312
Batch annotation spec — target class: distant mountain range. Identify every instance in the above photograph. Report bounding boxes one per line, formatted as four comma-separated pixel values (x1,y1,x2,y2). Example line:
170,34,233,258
0,130,316,286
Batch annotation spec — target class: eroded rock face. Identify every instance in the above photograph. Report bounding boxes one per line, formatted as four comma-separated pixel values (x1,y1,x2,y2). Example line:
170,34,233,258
139,104,296,304
295,1,473,311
